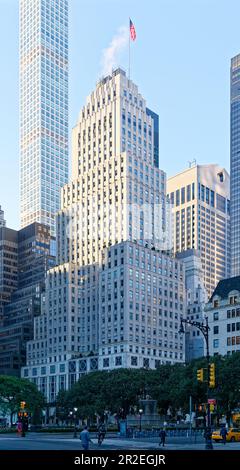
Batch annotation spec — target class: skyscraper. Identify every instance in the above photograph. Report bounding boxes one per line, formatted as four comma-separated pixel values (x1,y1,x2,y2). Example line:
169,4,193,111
0,223,55,375
230,54,240,276
22,69,185,401
146,108,159,168
167,164,230,298
19,0,69,236
0,206,5,228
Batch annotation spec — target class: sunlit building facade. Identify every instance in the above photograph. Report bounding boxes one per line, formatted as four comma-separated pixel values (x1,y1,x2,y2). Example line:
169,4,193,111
231,54,240,276
167,164,230,299
22,69,186,402
19,0,69,236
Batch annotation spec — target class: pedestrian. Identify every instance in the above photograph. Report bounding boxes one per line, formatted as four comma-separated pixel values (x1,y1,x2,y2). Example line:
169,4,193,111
17,421,22,437
97,422,106,446
220,425,228,445
159,428,166,447
80,425,92,450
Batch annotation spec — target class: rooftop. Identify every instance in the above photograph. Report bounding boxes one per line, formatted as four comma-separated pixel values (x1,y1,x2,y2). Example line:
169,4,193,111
209,276,240,302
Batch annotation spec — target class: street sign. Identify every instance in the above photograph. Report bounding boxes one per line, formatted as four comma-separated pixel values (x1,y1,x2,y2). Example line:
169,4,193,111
208,399,216,405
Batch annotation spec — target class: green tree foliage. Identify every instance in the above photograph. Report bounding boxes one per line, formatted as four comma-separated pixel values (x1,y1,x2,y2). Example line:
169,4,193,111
56,352,240,421
0,375,46,424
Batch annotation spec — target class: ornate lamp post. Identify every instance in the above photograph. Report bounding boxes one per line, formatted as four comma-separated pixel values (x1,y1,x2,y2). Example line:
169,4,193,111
139,409,143,432
179,316,213,450
73,407,78,438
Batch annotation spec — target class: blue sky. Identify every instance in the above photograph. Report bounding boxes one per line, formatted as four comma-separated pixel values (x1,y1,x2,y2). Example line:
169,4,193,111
0,0,239,229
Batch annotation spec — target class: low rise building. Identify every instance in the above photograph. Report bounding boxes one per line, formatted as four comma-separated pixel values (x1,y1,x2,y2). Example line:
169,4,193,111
205,276,240,356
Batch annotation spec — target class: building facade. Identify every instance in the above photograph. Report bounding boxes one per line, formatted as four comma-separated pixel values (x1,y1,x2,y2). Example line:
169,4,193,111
0,227,18,326
19,0,69,235
177,249,207,360
0,206,5,228
22,69,186,402
0,223,55,375
230,54,240,277
23,241,185,401
205,276,240,356
167,164,230,299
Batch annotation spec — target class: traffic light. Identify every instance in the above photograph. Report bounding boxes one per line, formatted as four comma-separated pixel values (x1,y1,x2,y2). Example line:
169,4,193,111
197,368,204,382
209,363,215,388
20,401,26,409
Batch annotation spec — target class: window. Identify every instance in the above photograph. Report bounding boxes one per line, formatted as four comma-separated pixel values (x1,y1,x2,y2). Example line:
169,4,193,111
176,190,180,206
213,299,219,308
103,358,109,368
213,339,219,348
218,171,224,183
115,356,122,366
216,194,226,213
213,312,219,321
181,187,185,204
213,326,219,335
131,356,138,366
230,296,237,305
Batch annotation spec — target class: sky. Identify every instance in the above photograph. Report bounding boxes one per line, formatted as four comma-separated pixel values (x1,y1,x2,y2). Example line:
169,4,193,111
0,0,239,229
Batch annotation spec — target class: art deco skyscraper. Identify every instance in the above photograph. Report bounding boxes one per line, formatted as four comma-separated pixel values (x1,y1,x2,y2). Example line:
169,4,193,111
19,0,69,236
230,54,240,276
23,69,185,400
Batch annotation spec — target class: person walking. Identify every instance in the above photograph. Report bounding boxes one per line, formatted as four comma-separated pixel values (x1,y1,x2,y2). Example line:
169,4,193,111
220,425,228,445
17,421,22,437
97,422,106,446
159,428,166,447
80,425,92,450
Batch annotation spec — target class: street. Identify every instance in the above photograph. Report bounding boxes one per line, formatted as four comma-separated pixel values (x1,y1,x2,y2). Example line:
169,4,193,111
0,433,240,450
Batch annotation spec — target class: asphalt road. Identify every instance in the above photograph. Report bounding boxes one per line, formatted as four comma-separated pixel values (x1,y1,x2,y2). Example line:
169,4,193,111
0,433,240,450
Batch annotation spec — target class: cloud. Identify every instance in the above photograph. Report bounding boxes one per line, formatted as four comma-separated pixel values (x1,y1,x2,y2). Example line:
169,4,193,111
100,25,128,77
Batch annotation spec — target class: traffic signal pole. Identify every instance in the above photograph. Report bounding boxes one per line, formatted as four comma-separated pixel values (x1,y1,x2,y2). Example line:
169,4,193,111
205,321,213,449
179,316,213,450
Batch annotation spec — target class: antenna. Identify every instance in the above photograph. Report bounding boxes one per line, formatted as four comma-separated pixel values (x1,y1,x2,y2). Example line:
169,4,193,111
188,159,197,168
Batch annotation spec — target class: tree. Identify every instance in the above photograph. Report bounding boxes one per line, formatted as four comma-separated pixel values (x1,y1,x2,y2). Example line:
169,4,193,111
0,376,46,425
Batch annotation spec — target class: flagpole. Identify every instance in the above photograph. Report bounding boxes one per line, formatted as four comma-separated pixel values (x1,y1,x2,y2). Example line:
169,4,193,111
128,17,131,80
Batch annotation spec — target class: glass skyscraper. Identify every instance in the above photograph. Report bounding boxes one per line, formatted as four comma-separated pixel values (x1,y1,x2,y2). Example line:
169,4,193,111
230,54,240,276
20,0,69,236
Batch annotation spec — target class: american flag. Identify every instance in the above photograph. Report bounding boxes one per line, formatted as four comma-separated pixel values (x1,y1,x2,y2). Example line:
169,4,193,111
129,19,136,41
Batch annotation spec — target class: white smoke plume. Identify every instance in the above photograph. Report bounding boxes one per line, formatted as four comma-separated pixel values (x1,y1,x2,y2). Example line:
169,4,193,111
100,25,128,77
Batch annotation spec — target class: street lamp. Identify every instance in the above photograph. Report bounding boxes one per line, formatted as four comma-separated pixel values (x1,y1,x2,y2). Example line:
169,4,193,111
73,408,78,438
179,316,213,450
139,409,143,432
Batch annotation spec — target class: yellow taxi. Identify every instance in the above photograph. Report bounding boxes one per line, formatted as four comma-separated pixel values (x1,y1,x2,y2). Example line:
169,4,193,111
212,427,240,442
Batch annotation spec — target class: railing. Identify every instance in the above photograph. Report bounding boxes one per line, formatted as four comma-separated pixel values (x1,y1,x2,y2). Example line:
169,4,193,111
131,429,204,439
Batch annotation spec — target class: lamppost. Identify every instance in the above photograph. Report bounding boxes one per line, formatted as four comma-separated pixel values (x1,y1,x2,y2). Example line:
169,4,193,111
179,316,213,450
139,409,143,432
73,407,78,438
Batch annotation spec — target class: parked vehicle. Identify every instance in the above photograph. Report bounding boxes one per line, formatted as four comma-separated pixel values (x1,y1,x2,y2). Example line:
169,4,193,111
212,427,240,442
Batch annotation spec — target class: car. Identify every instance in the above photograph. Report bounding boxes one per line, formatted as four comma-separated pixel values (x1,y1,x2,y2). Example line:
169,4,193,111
212,427,240,442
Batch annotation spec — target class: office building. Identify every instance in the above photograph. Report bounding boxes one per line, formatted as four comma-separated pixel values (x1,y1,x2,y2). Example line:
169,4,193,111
146,108,159,168
0,206,5,228
19,0,69,235
167,164,230,298
0,223,55,375
22,69,186,401
205,276,240,356
230,54,240,276
0,226,18,326
177,249,207,360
